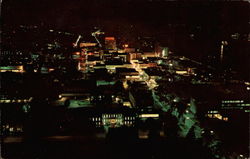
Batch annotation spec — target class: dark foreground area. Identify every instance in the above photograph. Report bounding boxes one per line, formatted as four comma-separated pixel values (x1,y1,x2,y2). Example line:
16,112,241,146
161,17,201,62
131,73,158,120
2,136,216,159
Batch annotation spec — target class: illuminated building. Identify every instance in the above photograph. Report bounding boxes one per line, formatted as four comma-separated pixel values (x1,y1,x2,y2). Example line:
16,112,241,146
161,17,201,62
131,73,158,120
89,111,160,129
161,47,169,57
221,100,250,112
89,111,137,129
128,52,142,62
105,37,117,50
79,42,97,48
154,46,169,58
139,113,159,118
141,52,158,59
175,70,188,75
0,66,24,73
0,98,32,104
206,110,228,121
116,52,129,63
116,68,139,80
124,47,136,53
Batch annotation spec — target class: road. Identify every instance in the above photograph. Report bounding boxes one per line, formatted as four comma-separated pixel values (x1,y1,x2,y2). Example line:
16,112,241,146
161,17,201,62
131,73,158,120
130,60,158,89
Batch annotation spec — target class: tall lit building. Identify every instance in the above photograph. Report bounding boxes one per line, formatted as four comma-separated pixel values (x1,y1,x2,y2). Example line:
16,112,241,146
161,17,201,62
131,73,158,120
105,37,117,50
162,47,169,57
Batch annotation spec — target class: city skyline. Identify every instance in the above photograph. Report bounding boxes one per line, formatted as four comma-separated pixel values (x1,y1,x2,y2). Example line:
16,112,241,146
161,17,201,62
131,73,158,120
0,1,249,159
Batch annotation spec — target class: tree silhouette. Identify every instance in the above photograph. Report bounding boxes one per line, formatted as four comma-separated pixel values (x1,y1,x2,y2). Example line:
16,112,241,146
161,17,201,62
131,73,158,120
152,87,226,158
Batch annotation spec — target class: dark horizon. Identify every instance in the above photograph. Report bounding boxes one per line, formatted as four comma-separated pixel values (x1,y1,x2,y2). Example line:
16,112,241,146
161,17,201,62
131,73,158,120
2,0,249,32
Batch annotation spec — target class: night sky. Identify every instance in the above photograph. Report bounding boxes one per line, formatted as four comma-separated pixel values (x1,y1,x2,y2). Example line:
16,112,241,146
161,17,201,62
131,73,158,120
2,0,249,33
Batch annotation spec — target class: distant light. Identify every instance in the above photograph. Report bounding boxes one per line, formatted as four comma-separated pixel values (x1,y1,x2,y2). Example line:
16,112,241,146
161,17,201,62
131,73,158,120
28,97,33,102
59,95,62,99
208,110,219,114
140,114,159,118
123,44,129,48
247,87,250,90
221,41,228,45
49,68,54,72
49,29,54,32
123,101,131,107
176,71,188,75
17,127,22,132
223,117,228,121
210,130,214,134
239,154,243,157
